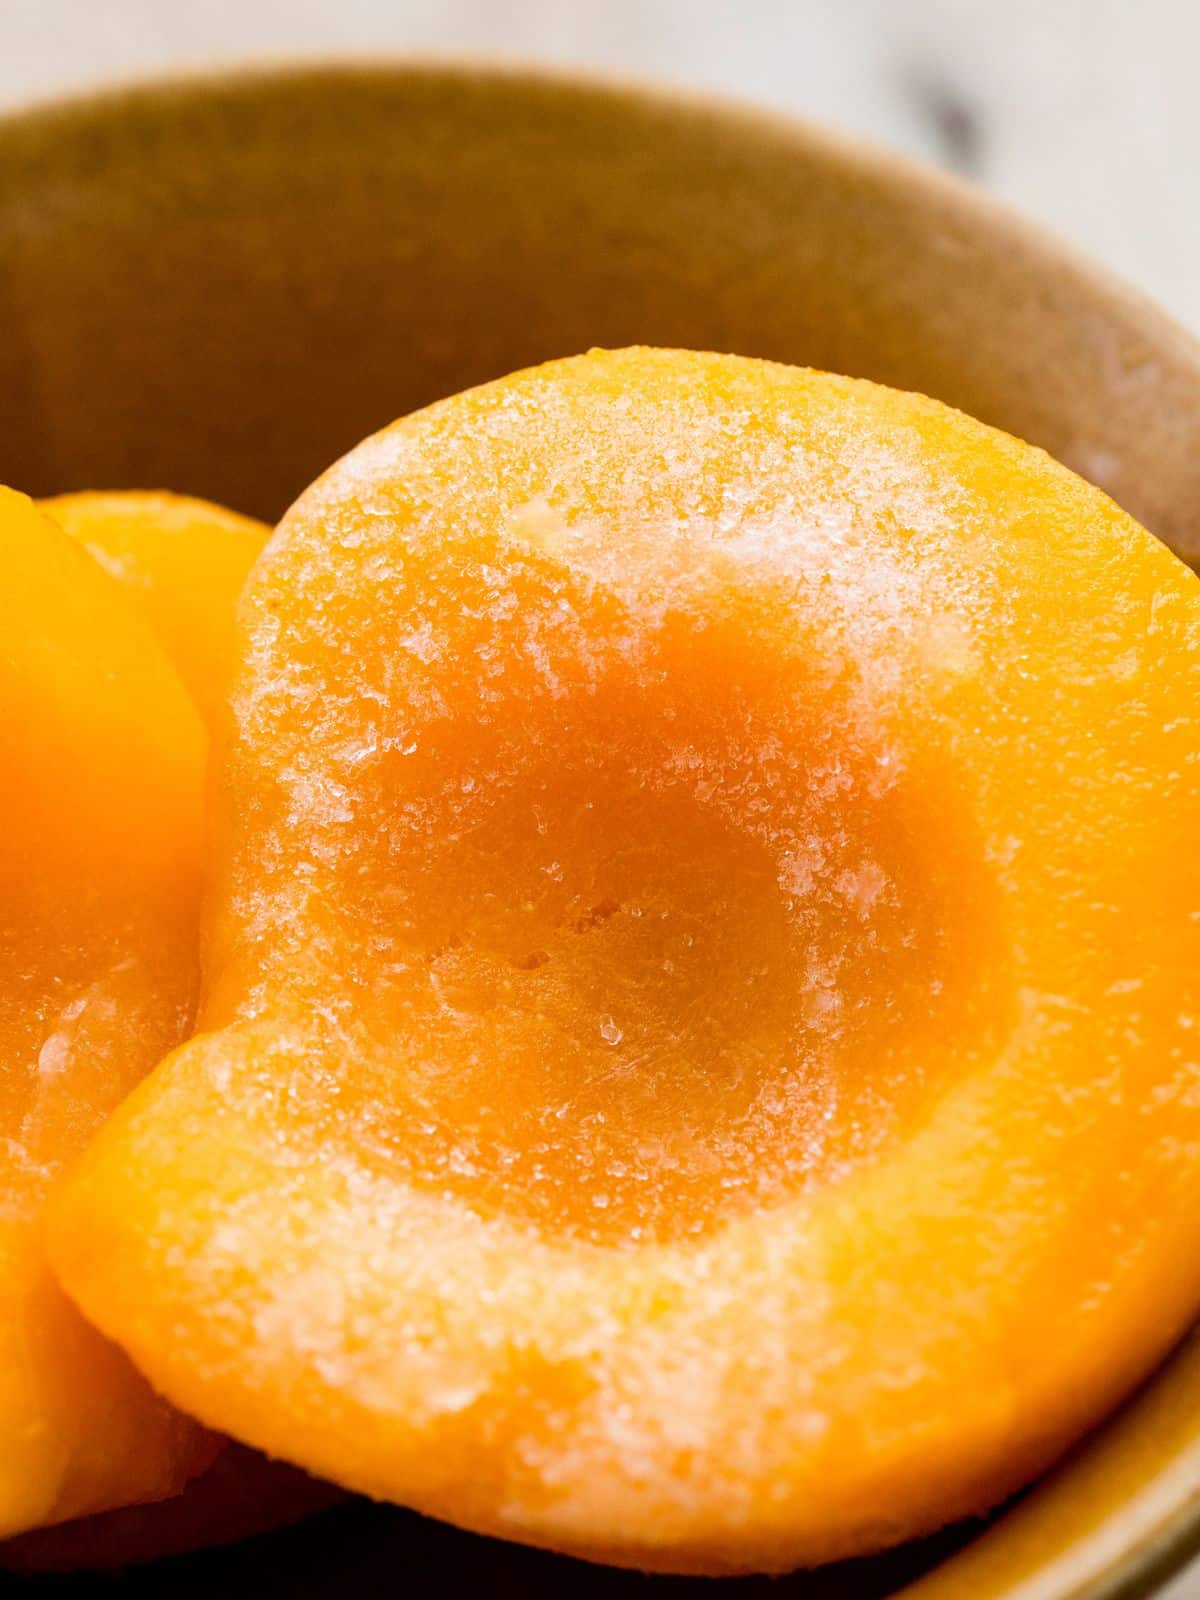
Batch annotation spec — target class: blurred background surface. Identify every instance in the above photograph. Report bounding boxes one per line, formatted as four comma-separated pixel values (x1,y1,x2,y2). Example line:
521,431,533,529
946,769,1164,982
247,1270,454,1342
3,0,1199,334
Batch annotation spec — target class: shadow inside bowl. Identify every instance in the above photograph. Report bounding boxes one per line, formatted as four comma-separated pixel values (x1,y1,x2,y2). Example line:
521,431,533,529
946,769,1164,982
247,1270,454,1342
12,1499,984,1599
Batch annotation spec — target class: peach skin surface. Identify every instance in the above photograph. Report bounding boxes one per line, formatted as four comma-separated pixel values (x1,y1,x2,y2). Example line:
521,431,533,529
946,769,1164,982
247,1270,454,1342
48,349,1200,1574
0,487,213,1538
1,486,337,1564
40,490,269,731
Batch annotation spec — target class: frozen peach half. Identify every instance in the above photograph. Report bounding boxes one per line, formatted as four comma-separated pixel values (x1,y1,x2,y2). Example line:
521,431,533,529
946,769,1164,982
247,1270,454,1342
1,487,334,1565
0,487,213,1538
40,490,269,730
49,349,1200,1574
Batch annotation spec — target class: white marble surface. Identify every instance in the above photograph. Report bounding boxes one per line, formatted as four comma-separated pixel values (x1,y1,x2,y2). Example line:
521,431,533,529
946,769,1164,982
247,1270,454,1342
3,3,1199,1595
3,0,1200,335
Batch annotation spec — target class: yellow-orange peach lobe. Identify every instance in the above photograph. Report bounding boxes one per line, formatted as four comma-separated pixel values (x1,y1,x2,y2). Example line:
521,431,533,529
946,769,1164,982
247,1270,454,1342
0,486,329,1563
0,489,211,1538
49,350,1200,1574
40,491,269,730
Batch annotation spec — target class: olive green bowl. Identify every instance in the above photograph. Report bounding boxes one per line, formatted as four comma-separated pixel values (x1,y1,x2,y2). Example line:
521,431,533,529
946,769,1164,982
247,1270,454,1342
2,58,1199,1600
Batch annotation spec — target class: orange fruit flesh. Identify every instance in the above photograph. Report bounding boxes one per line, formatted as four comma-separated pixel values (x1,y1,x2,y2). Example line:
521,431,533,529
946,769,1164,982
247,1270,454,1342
0,488,211,1537
49,350,1200,1573
1,486,334,1561
40,490,269,730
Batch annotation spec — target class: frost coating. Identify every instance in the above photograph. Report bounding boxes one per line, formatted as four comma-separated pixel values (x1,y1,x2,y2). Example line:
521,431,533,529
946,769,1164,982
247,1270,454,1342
50,350,1200,1576
213,355,1014,1247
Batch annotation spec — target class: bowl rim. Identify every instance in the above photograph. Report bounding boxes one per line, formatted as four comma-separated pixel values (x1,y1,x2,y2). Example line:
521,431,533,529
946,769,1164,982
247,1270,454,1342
1095,1507,1200,1600
2,53,1200,1600
1,49,1197,377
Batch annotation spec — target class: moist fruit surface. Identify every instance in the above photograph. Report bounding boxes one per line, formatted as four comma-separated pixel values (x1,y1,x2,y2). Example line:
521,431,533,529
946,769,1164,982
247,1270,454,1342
41,490,268,729
49,350,1200,1573
0,488,210,1537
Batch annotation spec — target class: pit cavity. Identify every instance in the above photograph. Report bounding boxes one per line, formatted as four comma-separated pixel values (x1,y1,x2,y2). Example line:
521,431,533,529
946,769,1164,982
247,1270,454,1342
304,675,1005,1249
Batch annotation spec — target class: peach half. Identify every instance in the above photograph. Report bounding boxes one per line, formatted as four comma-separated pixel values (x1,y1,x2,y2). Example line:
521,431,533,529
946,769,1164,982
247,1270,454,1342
49,350,1200,1574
